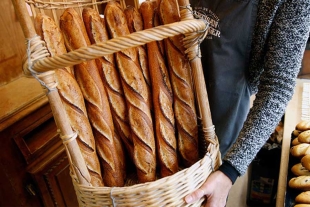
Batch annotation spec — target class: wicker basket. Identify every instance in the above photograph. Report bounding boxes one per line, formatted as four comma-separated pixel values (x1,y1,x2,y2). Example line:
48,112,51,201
12,0,221,206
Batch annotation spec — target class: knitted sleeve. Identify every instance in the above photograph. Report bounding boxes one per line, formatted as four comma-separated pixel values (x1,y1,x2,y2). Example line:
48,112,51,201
223,0,310,175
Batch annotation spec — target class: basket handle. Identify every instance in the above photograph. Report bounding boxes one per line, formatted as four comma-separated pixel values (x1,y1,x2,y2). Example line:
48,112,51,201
11,0,92,186
178,0,216,147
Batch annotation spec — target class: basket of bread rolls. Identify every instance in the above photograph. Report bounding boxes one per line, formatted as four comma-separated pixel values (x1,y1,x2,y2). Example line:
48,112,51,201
289,120,310,207
12,0,221,206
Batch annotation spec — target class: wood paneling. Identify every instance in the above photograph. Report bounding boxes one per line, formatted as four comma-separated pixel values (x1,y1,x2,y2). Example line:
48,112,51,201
0,0,27,86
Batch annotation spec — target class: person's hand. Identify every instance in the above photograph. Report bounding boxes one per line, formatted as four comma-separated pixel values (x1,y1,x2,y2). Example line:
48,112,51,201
184,170,232,207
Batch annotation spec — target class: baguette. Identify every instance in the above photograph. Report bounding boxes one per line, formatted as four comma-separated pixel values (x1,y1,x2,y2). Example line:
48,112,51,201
82,7,131,173
124,5,152,93
140,0,178,178
34,13,103,187
60,8,124,187
104,1,156,183
302,154,310,171
159,0,199,167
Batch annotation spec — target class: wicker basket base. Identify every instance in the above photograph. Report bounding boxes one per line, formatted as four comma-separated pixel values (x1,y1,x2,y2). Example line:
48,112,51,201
72,149,219,207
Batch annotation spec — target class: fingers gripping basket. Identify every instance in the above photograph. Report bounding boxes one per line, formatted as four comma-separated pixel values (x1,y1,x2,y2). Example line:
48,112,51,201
12,0,222,206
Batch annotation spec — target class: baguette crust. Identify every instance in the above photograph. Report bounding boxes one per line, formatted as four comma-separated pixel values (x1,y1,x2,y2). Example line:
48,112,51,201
124,5,152,96
104,1,156,183
140,0,178,178
159,0,199,167
82,8,131,174
60,8,124,187
34,13,103,186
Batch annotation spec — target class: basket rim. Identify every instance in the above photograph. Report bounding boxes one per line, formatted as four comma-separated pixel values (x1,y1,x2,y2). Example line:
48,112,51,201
73,152,215,191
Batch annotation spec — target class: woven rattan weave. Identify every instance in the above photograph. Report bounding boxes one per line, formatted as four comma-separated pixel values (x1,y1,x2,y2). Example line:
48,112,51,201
11,0,221,206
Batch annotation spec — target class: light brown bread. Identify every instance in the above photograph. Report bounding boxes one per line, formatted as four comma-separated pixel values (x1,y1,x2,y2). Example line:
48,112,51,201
293,137,302,146
302,154,310,171
292,163,310,176
299,130,310,143
159,0,199,167
82,8,130,175
291,143,310,158
293,129,302,137
104,1,156,183
124,5,152,93
289,176,310,191
140,0,178,178
296,120,310,131
294,204,310,207
34,13,103,187
60,8,124,187
295,191,310,204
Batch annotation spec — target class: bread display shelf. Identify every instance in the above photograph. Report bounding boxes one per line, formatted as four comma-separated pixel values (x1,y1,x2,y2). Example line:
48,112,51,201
276,79,310,207
11,0,221,206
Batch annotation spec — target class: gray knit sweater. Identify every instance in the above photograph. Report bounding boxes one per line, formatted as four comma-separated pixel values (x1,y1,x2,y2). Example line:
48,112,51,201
225,0,310,175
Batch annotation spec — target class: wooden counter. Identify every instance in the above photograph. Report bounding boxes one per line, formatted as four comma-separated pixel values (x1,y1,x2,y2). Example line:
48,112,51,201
0,76,47,131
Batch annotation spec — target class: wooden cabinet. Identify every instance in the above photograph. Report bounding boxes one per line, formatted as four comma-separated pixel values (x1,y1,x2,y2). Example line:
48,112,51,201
0,102,78,207
0,0,78,206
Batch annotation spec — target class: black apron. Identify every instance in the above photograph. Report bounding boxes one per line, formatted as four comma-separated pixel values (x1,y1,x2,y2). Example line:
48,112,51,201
190,0,258,156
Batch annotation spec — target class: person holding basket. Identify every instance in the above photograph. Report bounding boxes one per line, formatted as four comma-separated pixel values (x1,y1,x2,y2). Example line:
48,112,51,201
185,0,310,206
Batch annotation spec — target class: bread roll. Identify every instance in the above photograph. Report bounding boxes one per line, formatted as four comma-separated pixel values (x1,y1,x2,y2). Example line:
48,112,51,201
302,154,310,171
60,8,124,187
295,191,310,204
293,129,302,137
294,204,310,207
293,137,302,146
82,8,131,174
296,120,310,131
159,0,199,167
289,176,310,191
292,163,310,176
299,130,310,143
140,0,178,178
291,143,310,158
104,1,156,183
34,13,103,187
